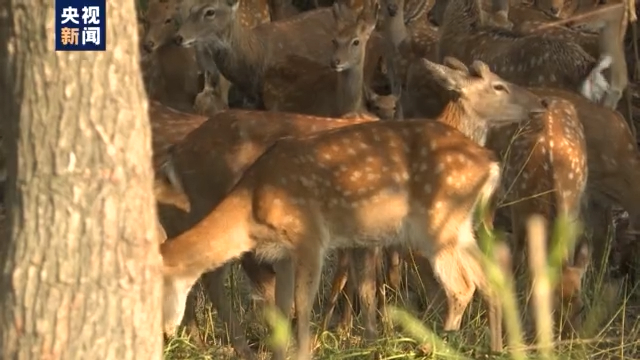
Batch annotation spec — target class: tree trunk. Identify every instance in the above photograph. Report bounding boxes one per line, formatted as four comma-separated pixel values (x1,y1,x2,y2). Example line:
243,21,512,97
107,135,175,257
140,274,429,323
0,1,163,359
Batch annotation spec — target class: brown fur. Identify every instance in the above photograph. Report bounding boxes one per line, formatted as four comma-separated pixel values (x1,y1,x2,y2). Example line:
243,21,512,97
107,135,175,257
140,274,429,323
158,108,379,358
438,0,600,93
263,0,380,116
173,0,386,108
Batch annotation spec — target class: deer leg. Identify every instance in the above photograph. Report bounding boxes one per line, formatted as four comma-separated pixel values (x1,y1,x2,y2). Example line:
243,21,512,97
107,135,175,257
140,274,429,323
587,200,613,275
429,246,476,332
321,249,350,332
201,267,257,360
240,252,277,306
510,207,528,280
271,257,295,360
180,281,206,347
339,251,357,332
350,247,380,342
385,245,402,291
293,247,325,360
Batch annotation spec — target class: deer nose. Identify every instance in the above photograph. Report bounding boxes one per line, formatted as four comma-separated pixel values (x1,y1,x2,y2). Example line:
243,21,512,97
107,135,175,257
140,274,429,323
387,4,398,16
549,6,560,16
143,40,155,53
174,35,184,46
330,58,341,69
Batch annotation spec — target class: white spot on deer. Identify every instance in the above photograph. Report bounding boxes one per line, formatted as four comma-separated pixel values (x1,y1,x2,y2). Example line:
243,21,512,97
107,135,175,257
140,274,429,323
424,184,432,194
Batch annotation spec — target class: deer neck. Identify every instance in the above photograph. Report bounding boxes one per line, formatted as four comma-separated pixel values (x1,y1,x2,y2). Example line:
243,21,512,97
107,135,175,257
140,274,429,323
436,101,488,146
203,18,266,97
383,11,408,48
336,60,366,116
161,187,256,277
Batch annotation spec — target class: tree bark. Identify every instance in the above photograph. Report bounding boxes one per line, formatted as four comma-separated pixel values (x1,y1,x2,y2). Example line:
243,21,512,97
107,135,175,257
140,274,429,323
0,1,163,359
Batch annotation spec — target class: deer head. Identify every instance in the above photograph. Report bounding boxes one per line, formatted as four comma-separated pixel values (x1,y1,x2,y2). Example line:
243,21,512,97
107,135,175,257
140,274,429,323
174,0,240,47
363,85,398,120
422,57,548,125
142,0,183,52
330,0,380,72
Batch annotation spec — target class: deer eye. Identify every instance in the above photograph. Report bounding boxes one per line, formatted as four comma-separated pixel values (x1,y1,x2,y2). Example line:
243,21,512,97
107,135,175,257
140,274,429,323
492,83,508,92
204,9,216,18
164,18,172,24
352,39,360,46
331,39,338,47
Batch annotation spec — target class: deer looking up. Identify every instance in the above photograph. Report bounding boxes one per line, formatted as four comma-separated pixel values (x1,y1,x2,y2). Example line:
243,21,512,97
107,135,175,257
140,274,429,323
437,0,628,109
160,57,547,359
262,0,380,117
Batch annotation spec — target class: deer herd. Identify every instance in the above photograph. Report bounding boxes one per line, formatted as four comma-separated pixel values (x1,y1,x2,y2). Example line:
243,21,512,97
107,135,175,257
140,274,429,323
136,0,640,358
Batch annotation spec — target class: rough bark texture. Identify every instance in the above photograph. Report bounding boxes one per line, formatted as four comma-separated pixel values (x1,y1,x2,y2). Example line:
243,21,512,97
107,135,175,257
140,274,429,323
0,1,163,359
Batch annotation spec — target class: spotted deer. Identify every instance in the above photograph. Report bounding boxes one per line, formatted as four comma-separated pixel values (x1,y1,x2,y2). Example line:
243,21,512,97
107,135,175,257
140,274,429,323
437,0,628,109
262,0,381,116
524,87,640,280
158,107,393,358
173,0,393,109
160,58,548,359
486,94,588,271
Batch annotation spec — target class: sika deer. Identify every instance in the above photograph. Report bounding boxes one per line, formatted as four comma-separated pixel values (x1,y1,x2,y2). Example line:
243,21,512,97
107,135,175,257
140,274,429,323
142,0,271,113
161,58,547,359
437,0,628,108
140,0,203,112
158,108,384,358
262,0,380,116
524,87,640,279
482,78,590,335
173,0,388,108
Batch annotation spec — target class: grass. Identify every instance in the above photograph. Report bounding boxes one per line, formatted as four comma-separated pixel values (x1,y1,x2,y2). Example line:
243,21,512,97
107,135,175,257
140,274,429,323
163,212,640,360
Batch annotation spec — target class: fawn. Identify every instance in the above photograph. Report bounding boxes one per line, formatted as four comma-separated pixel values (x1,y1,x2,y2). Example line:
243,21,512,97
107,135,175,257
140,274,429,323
160,57,547,359
262,0,381,117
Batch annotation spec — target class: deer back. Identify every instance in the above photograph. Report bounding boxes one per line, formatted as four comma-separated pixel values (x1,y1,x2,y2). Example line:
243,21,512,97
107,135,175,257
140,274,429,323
165,110,374,221
530,88,640,222
487,96,588,224
437,0,596,91
237,120,500,249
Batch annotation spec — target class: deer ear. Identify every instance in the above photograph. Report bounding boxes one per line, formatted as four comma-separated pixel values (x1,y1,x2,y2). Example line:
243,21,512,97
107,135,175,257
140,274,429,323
469,60,492,79
420,58,463,92
363,1,380,27
443,57,469,74
332,2,343,22
227,0,240,10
